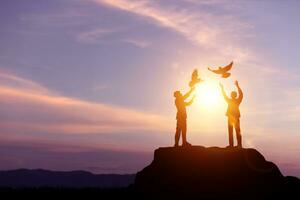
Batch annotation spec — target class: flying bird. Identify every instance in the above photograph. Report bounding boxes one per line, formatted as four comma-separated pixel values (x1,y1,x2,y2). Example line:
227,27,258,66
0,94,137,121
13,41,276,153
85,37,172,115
189,69,203,88
208,61,233,78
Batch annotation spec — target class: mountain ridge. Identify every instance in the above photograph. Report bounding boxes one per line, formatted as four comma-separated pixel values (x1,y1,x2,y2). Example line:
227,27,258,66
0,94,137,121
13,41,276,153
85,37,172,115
0,168,135,188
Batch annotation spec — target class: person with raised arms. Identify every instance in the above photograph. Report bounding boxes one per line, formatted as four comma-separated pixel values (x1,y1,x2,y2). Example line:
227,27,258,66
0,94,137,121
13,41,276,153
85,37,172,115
219,81,244,148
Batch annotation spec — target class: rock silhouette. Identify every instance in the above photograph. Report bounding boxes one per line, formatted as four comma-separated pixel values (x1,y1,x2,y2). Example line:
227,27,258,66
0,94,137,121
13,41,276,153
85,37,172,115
135,146,300,199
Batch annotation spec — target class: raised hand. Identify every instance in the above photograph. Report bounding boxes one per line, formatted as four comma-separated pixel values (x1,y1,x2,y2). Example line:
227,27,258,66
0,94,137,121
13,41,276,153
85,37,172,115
235,80,239,87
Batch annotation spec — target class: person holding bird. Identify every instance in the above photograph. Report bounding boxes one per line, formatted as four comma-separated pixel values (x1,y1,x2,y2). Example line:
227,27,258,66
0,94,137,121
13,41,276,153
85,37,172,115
189,69,204,87
173,69,203,147
173,87,195,147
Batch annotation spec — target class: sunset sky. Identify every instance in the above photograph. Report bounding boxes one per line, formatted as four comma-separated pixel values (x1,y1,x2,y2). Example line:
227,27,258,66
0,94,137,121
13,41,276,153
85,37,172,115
0,0,299,176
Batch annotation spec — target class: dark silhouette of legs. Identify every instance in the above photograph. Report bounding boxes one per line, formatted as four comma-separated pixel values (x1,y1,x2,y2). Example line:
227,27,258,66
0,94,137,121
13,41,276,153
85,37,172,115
181,120,188,145
235,119,242,147
228,118,234,147
228,117,242,148
175,124,181,147
175,119,189,147
175,120,183,147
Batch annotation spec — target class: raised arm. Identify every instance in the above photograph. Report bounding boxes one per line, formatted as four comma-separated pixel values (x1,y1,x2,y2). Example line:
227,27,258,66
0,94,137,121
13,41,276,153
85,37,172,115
183,87,195,100
185,96,195,106
235,81,243,103
219,83,230,102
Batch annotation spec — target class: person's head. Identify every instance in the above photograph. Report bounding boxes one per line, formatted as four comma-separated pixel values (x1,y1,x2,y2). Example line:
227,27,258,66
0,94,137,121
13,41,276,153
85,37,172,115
174,91,182,98
231,91,237,99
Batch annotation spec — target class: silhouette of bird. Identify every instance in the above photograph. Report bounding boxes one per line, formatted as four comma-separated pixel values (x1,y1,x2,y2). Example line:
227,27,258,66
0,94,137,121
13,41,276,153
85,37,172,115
189,69,203,88
208,61,233,78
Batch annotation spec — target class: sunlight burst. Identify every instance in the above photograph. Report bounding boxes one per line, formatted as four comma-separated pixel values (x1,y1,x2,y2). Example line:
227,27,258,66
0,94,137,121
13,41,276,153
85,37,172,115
194,81,223,110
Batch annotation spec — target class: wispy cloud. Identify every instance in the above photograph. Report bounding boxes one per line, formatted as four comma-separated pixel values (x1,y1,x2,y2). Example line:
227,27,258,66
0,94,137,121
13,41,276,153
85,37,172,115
77,28,151,48
0,71,171,135
0,70,48,93
92,0,253,62
76,28,116,44
91,84,108,92
123,38,150,48
76,27,151,48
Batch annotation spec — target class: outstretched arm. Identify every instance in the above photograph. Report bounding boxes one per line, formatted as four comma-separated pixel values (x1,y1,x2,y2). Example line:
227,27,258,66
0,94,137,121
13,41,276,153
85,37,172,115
219,83,229,102
183,87,195,100
185,96,195,106
235,81,243,103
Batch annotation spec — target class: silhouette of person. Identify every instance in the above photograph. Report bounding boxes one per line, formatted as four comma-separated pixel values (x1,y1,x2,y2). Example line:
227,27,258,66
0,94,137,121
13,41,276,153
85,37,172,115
174,87,195,147
219,81,243,148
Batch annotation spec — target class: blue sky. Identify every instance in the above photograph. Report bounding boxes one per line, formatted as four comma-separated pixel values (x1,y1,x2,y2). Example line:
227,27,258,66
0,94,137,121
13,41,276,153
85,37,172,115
0,0,299,176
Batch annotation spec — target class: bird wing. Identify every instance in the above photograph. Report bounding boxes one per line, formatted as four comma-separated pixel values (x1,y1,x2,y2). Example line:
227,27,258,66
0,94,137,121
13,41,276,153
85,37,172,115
208,67,222,74
222,72,231,78
191,69,198,79
220,61,233,72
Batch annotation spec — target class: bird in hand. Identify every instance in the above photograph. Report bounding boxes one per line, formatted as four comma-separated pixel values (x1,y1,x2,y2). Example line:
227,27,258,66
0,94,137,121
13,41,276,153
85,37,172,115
189,69,204,88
